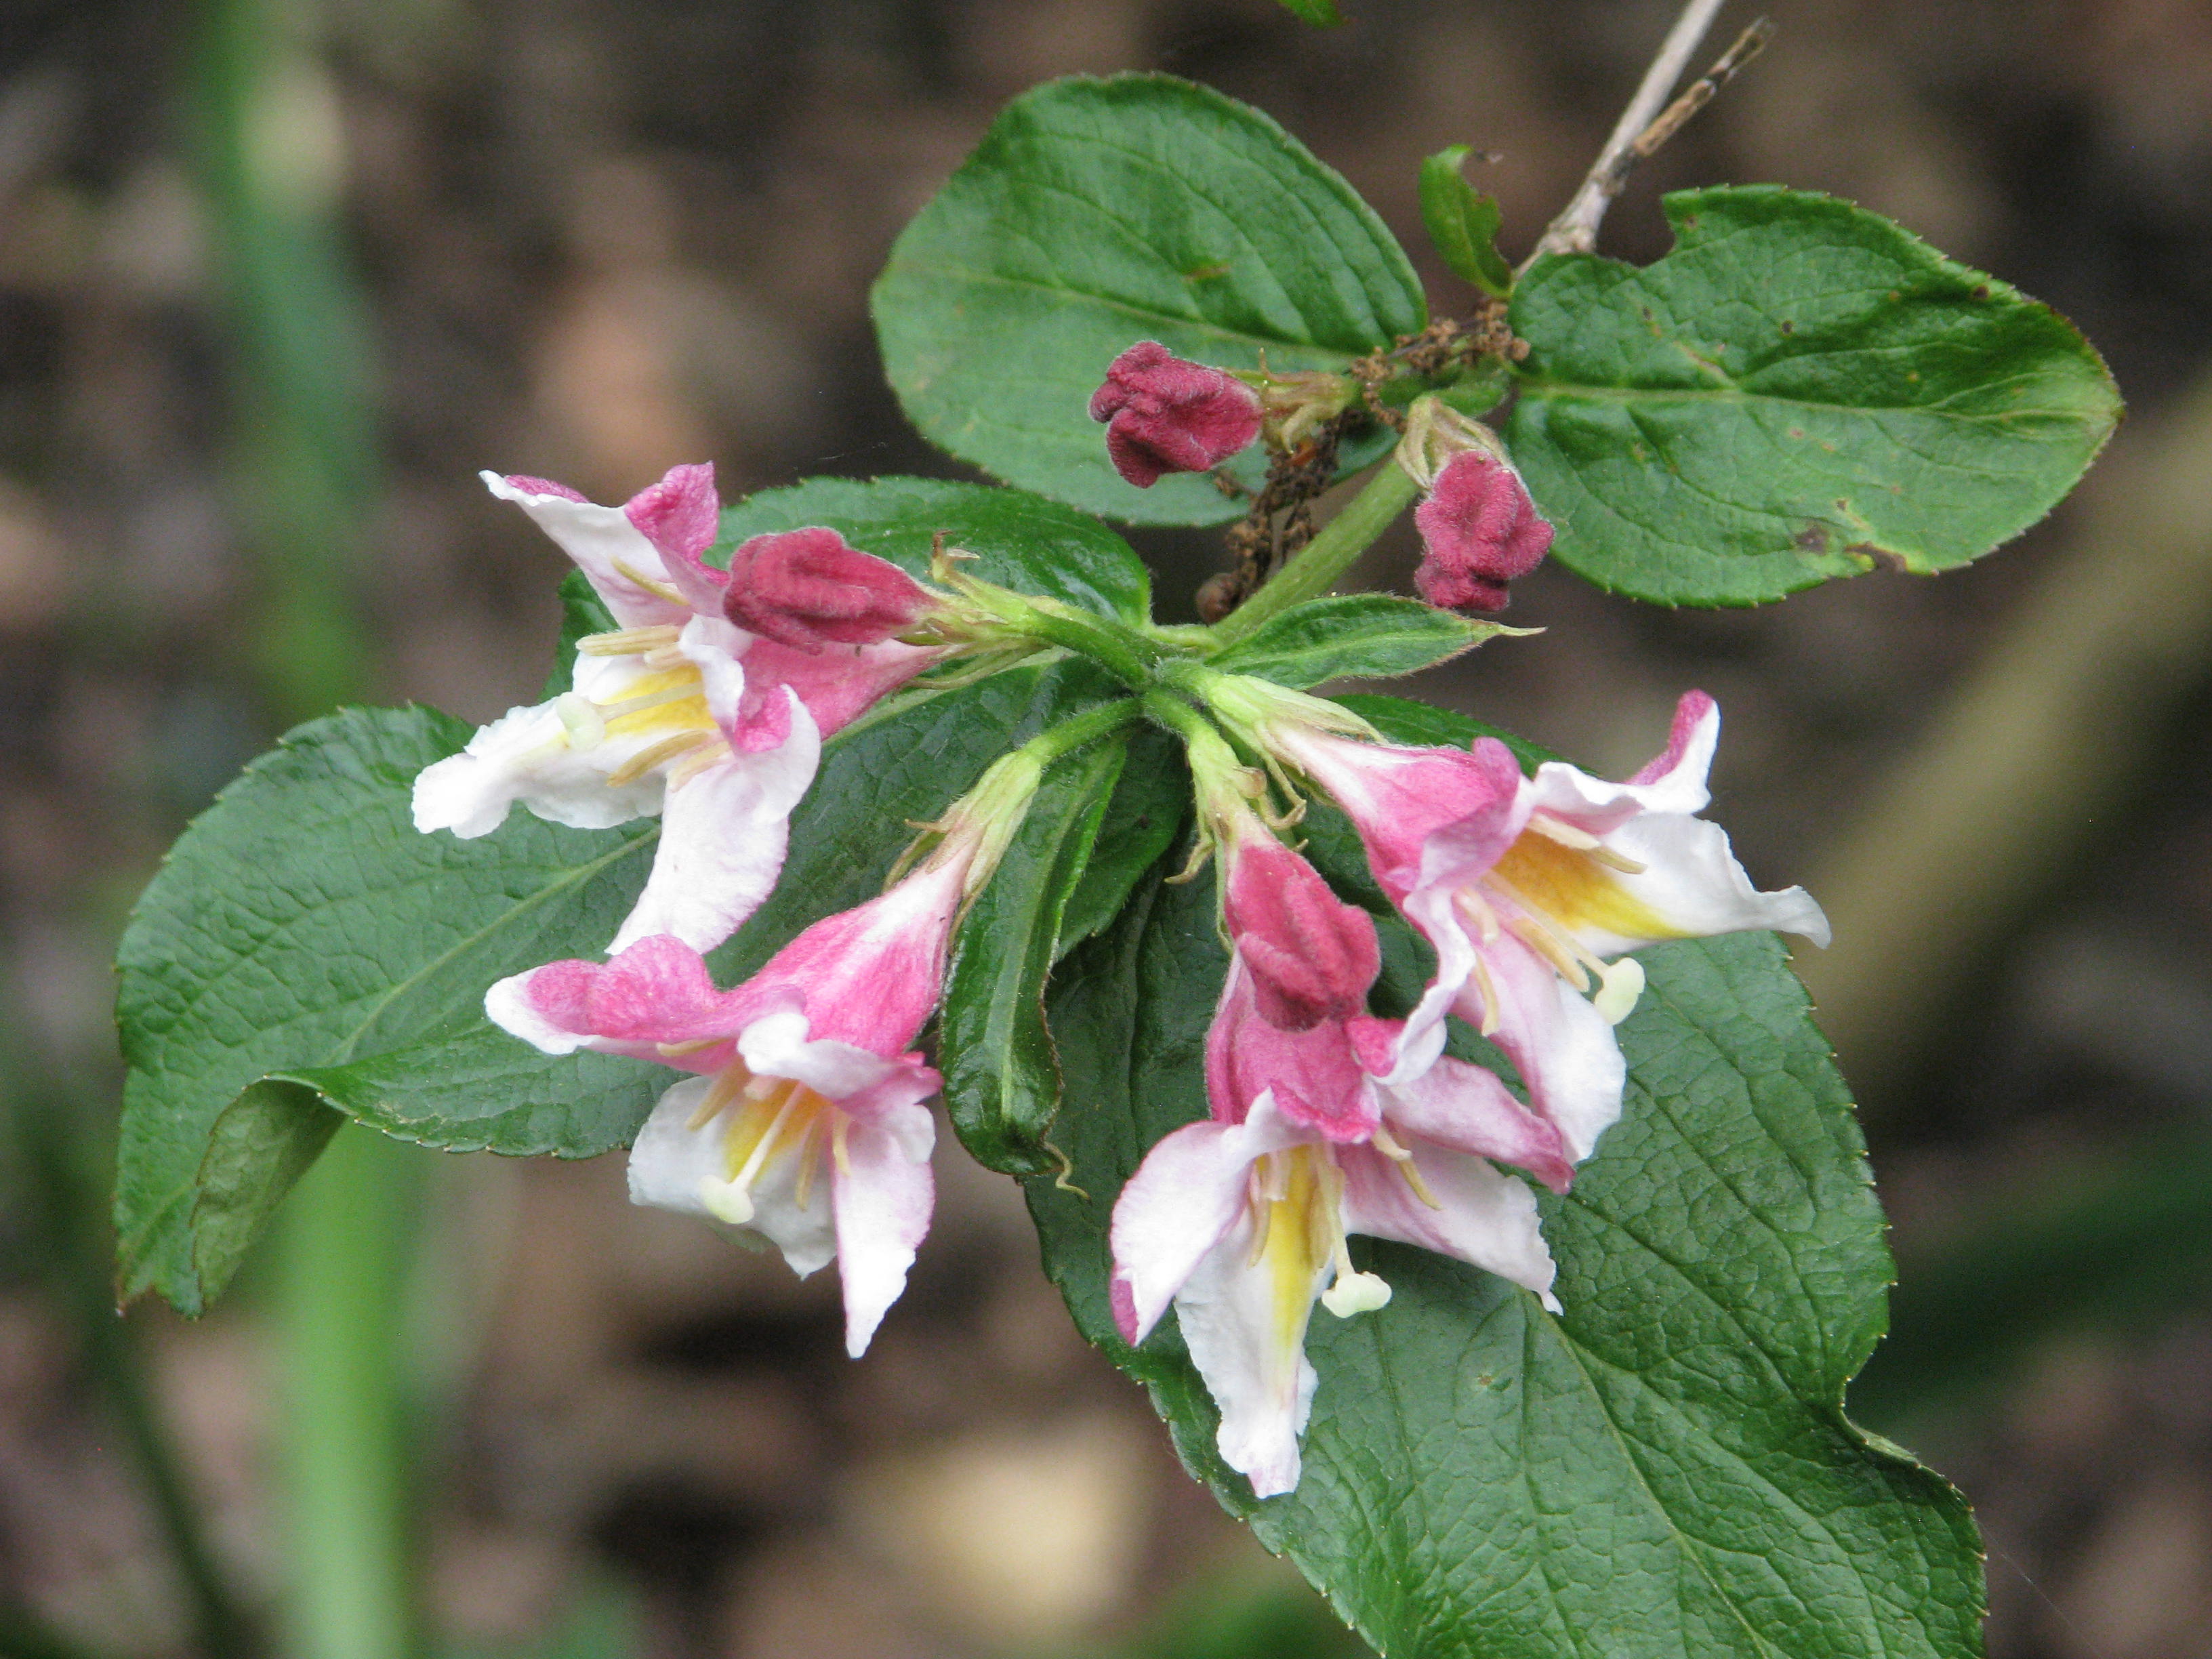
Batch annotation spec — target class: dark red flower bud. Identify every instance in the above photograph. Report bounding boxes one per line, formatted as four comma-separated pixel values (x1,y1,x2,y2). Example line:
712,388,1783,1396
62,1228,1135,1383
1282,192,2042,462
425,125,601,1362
1088,341,1263,488
1223,831,1380,1031
723,527,931,652
1412,451,1554,613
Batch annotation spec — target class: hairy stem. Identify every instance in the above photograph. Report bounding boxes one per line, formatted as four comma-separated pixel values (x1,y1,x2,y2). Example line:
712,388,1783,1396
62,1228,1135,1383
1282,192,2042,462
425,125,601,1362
1528,0,1729,263
1021,697,1148,765
1208,463,1421,647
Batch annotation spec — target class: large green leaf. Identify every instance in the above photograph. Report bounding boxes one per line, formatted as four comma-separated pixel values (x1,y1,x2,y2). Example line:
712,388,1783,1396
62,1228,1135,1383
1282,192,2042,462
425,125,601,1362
1507,186,2120,605
713,474,1152,623
873,75,1425,526
1025,697,1984,1659
114,708,664,1314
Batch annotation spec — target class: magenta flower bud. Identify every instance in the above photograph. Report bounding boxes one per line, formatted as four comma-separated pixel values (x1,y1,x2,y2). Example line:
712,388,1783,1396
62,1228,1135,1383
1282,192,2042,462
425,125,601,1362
724,527,933,652
1223,827,1380,1032
1088,341,1263,488
1412,451,1555,613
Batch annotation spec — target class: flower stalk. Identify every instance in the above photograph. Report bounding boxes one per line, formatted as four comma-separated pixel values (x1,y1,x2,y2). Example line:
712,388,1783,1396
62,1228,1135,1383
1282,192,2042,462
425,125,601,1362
1206,462,1422,646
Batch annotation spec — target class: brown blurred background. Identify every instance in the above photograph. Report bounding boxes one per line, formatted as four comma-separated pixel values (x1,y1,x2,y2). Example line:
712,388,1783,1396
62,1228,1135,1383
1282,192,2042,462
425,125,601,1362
3,0,2211,1654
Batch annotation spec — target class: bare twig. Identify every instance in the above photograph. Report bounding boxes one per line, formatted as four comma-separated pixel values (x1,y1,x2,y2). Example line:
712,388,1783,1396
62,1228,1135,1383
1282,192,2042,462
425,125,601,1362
1527,0,1734,265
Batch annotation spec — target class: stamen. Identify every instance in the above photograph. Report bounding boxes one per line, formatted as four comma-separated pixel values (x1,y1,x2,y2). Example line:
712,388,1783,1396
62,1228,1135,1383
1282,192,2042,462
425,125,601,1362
726,1084,804,1191
790,1115,822,1212
1454,887,1503,943
657,1036,724,1059
1504,914,1593,991
687,1065,750,1131
1523,814,1647,873
556,693,607,750
597,682,709,720
831,1114,851,1176
1462,945,1504,1038
611,556,686,606
667,739,732,788
578,625,682,656
1322,1270,1393,1317
640,644,692,670
1371,1126,1443,1210
604,731,712,786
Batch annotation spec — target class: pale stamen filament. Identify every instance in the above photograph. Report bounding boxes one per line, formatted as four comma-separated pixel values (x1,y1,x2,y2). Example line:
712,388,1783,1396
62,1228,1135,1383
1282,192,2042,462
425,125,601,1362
1526,812,1649,874
604,731,714,787
687,1064,752,1131
1370,1125,1443,1211
1485,872,1615,990
1454,887,1503,943
790,1112,824,1212
610,556,687,607
657,1036,724,1059
641,643,693,670
577,625,682,657
596,682,708,720
666,740,733,788
726,1082,804,1192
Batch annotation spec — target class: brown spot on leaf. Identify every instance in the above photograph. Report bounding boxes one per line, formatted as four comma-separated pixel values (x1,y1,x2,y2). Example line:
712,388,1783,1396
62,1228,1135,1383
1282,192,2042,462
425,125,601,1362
1971,283,1992,301
1780,319,1797,335
1848,541,1912,573
1788,426,1805,439
1795,525,1829,552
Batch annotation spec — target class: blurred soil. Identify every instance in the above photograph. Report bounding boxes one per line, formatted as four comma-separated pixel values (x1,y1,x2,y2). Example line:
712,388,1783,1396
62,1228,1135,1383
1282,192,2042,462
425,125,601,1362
3,1,2212,1654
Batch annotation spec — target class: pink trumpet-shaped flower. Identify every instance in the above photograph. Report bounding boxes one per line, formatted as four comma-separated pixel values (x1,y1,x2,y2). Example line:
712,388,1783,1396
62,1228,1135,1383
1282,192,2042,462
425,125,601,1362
413,464,940,954
487,844,982,1357
1089,342,1263,488
1111,956,1566,1498
1265,692,1830,1164
1412,449,1554,613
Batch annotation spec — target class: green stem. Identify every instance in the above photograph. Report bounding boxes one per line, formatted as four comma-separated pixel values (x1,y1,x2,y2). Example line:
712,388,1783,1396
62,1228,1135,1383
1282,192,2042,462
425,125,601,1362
278,1128,419,1659
1013,604,1161,687
1209,462,1421,647
1019,697,1147,765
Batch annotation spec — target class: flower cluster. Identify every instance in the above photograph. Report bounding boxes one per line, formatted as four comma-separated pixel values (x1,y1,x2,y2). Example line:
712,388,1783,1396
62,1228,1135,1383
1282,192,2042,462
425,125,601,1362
423,423,1823,1502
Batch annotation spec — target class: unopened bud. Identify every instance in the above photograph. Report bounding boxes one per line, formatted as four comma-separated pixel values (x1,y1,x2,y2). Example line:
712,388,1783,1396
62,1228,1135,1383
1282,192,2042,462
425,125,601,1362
1412,450,1553,614
724,527,933,651
1089,342,1263,488
1224,827,1380,1031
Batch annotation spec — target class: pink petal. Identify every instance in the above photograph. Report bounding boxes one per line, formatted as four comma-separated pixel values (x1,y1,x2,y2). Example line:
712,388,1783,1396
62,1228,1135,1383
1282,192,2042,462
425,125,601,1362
1382,1055,1576,1193
1340,1141,1558,1309
1224,827,1379,1031
480,471,693,630
1089,342,1262,488
724,528,932,652
623,462,730,614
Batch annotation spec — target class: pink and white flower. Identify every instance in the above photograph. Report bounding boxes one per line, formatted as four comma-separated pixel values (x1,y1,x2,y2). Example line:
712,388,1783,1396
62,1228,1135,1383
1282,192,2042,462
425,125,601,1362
1113,954,1565,1498
485,844,981,1357
1263,691,1831,1164
1109,808,1568,1497
413,464,940,955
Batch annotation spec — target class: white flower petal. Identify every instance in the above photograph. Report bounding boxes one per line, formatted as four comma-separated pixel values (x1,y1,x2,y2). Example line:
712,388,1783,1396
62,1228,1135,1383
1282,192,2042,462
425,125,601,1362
1173,1206,1324,1500
626,1076,729,1216
412,699,658,838
1526,695,1719,827
483,472,691,630
1341,1142,1559,1311
830,1102,936,1357
678,615,753,731
1461,933,1626,1164
609,693,822,954
737,1120,840,1282
1109,1119,1260,1346
737,1008,909,1103
1590,812,1831,955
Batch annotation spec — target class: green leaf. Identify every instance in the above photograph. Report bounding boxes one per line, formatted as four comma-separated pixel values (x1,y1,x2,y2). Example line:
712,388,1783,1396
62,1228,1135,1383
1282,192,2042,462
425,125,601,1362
874,75,1426,526
940,735,1130,1176
1275,0,1343,22
1419,146,1513,297
115,708,665,1315
1059,726,1188,951
714,474,1152,623
1507,186,2120,605
1025,696,1984,1659
1207,593,1506,687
